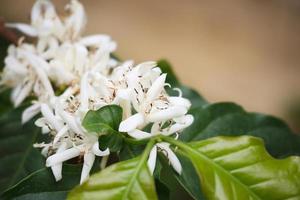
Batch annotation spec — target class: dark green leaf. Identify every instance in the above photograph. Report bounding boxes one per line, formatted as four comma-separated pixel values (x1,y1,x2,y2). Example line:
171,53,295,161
0,104,45,193
68,153,158,200
98,131,123,152
175,154,205,200
180,102,300,158
1,165,82,200
82,105,123,134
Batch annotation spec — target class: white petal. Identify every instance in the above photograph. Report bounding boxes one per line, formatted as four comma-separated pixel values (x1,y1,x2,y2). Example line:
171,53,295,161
53,125,69,145
80,152,95,184
22,52,54,96
119,113,144,132
147,146,157,174
56,100,85,135
4,56,27,75
127,129,152,140
169,97,191,109
92,142,110,156
150,122,160,135
164,115,194,135
22,103,41,124
136,61,157,73
14,80,34,107
46,145,82,167
146,74,166,102
80,72,90,112
157,143,182,174
34,118,50,134
41,103,63,130
5,23,37,37
147,106,187,122
51,142,67,182
79,34,110,46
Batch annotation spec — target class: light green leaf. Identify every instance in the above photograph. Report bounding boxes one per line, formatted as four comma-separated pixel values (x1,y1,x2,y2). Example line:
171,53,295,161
164,135,300,200
68,141,158,200
180,102,300,158
82,105,122,134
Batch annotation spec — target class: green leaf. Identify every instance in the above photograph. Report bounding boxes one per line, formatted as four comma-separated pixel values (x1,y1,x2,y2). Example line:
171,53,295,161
174,155,205,200
157,59,207,109
82,105,124,152
68,141,158,200
82,105,123,134
0,105,45,193
98,131,124,152
1,165,82,200
164,135,300,200
180,102,300,158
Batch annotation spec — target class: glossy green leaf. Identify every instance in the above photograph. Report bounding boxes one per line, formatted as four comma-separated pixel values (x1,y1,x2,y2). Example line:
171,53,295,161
157,59,207,109
82,105,124,152
0,104,45,193
180,102,300,158
164,135,300,200
68,141,158,200
82,105,122,134
1,165,82,200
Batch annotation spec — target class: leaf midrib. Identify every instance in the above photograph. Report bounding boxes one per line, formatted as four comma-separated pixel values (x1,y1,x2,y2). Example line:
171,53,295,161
163,136,262,200
121,139,155,200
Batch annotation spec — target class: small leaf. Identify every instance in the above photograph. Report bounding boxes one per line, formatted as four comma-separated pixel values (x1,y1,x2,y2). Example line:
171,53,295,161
68,156,158,200
98,131,123,152
181,102,300,157
1,165,82,200
157,59,207,109
82,105,122,134
165,136,300,200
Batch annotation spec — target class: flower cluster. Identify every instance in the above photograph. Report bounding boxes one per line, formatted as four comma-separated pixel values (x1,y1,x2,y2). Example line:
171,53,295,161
1,0,194,184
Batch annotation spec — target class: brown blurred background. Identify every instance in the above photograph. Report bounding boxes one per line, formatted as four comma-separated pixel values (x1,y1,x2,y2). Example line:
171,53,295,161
1,0,300,131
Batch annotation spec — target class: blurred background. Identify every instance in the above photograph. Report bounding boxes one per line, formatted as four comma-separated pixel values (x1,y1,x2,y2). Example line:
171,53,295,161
1,0,300,132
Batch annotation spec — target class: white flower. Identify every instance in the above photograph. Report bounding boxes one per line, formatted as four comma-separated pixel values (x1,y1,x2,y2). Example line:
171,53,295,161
148,142,182,175
127,114,194,139
6,0,63,38
6,0,86,42
35,98,110,184
2,0,196,184
119,72,190,133
1,42,55,123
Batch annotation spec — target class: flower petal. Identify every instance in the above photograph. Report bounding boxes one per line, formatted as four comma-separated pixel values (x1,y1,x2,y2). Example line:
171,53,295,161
146,73,166,102
119,113,144,132
147,106,187,123
147,146,157,175
127,129,152,140
14,80,34,107
22,103,41,124
46,145,82,167
53,125,69,145
168,97,191,109
164,114,194,135
80,152,95,184
51,142,67,182
92,142,110,156
5,23,37,37
41,103,63,130
157,142,182,174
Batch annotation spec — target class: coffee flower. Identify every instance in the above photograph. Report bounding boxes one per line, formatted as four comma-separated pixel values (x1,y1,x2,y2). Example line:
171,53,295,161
2,0,195,184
